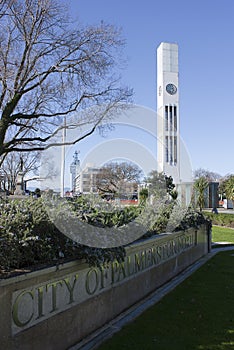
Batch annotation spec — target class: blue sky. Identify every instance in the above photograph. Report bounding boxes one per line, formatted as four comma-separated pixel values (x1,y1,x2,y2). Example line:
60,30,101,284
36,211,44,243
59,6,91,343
67,0,234,177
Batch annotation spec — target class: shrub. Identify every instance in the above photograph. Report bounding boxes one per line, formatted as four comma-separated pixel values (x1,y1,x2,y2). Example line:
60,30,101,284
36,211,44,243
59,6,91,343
67,195,141,227
139,200,209,239
0,197,126,275
0,196,209,277
204,212,234,228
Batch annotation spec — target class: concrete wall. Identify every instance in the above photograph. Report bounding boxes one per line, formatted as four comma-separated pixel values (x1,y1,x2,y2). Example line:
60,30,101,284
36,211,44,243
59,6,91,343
0,225,210,350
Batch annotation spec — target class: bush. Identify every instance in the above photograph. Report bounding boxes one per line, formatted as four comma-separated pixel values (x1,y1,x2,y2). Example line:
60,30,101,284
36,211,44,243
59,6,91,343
0,197,126,275
204,211,234,228
68,195,141,227
140,200,209,239
0,196,209,277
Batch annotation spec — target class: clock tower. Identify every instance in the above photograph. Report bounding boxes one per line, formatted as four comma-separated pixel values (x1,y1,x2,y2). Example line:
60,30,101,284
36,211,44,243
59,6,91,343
157,42,180,184
70,150,80,192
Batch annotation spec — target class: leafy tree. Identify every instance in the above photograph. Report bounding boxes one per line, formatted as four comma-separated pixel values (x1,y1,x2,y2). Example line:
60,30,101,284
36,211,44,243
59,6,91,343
193,176,209,212
223,175,234,206
0,0,132,160
145,171,177,200
96,162,142,198
218,178,227,200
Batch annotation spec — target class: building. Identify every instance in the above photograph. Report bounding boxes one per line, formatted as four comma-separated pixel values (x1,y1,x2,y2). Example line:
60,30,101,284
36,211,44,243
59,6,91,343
74,163,100,194
72,160,139,200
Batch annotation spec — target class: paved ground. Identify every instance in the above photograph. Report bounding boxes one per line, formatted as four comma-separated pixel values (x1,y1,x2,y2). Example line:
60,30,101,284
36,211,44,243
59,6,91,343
69,245,234,350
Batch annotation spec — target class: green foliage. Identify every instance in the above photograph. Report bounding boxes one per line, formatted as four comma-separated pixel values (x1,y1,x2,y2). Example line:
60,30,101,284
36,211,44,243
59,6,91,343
80,246,126,268
0,194,209,277
0,198,73,271
224,175,234,202
0,197,126,275
204,211,234,228
139,188,148,204
174,206,210,231
68,195,141,227
142,203,209,239
193,176,209,211
143,202,175,235
145,171,178,200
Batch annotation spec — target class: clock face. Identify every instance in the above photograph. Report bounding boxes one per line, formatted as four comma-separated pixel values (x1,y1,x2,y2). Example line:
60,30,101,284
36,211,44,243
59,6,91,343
166,83,177,95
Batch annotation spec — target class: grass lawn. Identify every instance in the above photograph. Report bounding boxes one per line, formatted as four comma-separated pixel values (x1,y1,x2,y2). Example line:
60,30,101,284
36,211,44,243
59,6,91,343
98,249,234,350
212,225,234,243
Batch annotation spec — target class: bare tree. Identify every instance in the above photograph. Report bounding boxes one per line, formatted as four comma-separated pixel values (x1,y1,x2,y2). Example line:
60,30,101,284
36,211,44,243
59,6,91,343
193,168,221,182
0,0,14,19
0,151,40,192
0,0,132,160
96,162,142,198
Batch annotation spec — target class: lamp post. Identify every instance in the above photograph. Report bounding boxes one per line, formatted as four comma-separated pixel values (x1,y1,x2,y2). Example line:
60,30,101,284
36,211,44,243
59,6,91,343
60,117,66,198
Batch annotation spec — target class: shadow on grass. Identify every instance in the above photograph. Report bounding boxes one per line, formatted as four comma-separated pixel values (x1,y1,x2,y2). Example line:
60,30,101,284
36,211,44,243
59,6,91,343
98,250,234,350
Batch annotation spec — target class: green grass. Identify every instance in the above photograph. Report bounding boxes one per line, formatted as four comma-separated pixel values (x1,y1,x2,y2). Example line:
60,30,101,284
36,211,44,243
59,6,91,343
212,225,234,243
98,250,234,350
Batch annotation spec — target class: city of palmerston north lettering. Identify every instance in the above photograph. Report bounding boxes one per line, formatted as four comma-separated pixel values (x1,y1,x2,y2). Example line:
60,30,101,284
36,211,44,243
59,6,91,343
12,231,196,334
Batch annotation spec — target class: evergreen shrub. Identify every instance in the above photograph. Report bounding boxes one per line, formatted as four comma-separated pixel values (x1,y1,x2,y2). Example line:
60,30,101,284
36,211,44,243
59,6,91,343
0,196,209,277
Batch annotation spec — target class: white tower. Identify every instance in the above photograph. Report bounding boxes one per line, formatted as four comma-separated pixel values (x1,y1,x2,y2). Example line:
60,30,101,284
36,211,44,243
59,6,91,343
70,150,80,192
157,42,193,205
157,42,180,184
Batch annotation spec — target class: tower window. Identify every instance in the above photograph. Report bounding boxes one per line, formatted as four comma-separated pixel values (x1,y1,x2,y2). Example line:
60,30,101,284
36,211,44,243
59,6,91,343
165,136,169,162
174,136,177,164
174,115,177,131
174,106,177,131
169,106,173,131
165,106,168,131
